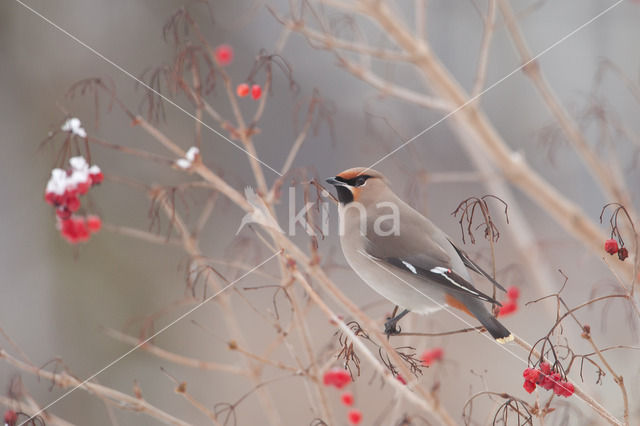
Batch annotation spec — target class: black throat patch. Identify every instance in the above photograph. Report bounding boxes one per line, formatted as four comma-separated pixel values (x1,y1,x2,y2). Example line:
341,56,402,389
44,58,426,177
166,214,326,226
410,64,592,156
335,186,354,204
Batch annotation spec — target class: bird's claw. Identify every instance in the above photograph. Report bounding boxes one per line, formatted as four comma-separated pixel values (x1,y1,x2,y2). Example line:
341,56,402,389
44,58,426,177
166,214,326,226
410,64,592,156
384,318,402,337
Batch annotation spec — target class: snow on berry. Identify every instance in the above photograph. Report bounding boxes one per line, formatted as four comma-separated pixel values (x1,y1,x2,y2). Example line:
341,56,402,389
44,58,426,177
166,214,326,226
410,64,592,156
421,347,444,366
236,83,250,97
604,239,619,255
323,368,351,389
44,156,102,214
185,146,200,162
251,84,262,100
44,156,103,243
89,165,103,185
61,117,87,138
175,147,200,170
215,44,234,66
347,409,362,425
341,391,354,406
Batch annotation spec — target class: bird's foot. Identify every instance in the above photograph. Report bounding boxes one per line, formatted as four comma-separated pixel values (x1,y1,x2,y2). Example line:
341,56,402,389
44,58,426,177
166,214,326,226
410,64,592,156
384,317,402,337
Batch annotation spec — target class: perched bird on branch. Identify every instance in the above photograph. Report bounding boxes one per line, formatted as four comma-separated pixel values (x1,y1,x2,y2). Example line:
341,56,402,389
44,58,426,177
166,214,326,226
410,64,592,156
326,167,513,343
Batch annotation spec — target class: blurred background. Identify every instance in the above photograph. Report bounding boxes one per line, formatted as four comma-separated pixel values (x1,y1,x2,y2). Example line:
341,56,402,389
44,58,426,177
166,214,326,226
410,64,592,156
1,0,639,424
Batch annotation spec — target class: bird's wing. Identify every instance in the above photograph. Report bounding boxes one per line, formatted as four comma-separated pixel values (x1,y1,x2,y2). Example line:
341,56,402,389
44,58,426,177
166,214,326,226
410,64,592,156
446,239,507,293
364,236,502,305
383,255,502,305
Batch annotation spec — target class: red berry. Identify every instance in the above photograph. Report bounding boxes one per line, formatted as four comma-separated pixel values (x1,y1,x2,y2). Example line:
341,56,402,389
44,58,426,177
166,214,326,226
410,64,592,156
498,300,517,317
539,362,552,375
236,83,250,97
421,347,444,366
347,409,362,425
561,382,574,397
604,239,619,255
323,368,350,389
215,44,234,66
45,191,57,205
90,171,104,185
60,217,94,244
618,247,629,261
341,391,354,406
66,194,81,212
56,207,72,220
4,410,17,426
251,84,262,100
507,286,520,301
60,218,77,243
77,180,90,195
523,368,540,383
396,374,407,385
523,379,537,394
541,372,560,391
75,218,90,242
87,215,102,233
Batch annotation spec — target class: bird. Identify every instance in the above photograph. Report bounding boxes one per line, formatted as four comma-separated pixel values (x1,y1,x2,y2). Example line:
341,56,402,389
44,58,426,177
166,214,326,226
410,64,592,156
325,167,513,343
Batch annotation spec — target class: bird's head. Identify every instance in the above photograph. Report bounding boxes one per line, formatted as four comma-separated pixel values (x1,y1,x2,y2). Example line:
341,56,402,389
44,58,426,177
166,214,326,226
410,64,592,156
325,167,389,205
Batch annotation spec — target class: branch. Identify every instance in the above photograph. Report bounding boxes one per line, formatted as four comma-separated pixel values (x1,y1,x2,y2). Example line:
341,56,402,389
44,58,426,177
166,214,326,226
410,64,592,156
0,350,190,426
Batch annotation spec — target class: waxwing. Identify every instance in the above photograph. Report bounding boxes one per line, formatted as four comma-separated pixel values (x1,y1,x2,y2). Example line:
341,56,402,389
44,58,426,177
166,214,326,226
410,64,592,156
326,167,513,343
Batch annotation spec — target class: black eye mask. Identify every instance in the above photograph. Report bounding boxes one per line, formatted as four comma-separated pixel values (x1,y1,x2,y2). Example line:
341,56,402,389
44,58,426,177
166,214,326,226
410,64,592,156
335,174,371,187
333,175,371,204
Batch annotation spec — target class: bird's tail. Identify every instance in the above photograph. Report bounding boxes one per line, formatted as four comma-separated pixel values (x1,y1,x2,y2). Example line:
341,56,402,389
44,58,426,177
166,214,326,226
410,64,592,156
467,300,513,343
480,314,513,343
449,295,514,343
476,306,513,343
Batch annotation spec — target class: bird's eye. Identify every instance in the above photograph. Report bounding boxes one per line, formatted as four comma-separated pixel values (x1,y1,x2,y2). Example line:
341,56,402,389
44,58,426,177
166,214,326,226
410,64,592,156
354,176,368,187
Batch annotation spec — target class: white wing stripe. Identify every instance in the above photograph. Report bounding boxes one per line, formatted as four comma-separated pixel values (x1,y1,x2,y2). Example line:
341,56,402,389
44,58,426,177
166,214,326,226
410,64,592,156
430,267,480,296
402,261,418,274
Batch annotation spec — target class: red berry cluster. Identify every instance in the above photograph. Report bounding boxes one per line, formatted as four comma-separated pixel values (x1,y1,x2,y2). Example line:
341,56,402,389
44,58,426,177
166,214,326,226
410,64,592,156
604,238,628,261
420,347,443,367
236,83,262,100
522,362,574,397
323,368,350,389
213,43,264,101
44,156,103,243
58,214,102,244
322,368,362,425
498,285,520,317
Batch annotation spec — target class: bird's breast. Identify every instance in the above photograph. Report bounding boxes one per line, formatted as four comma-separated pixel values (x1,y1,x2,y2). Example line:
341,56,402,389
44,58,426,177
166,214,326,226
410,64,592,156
339,232,445,315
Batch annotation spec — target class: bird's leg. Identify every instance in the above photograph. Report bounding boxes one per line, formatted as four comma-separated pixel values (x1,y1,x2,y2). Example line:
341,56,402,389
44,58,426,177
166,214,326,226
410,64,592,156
384,308,409,337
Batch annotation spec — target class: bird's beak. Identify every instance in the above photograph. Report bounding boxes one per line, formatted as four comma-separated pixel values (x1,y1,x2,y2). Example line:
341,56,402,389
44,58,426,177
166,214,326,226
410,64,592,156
325,177,348,187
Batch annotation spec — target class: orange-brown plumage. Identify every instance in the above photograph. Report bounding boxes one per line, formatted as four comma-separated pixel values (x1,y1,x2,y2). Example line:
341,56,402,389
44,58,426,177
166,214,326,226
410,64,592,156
445,294,473,316
336,167,369,181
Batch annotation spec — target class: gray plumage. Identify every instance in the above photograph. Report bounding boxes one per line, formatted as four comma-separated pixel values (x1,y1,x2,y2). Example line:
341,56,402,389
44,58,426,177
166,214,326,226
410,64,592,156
328,167,513,343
